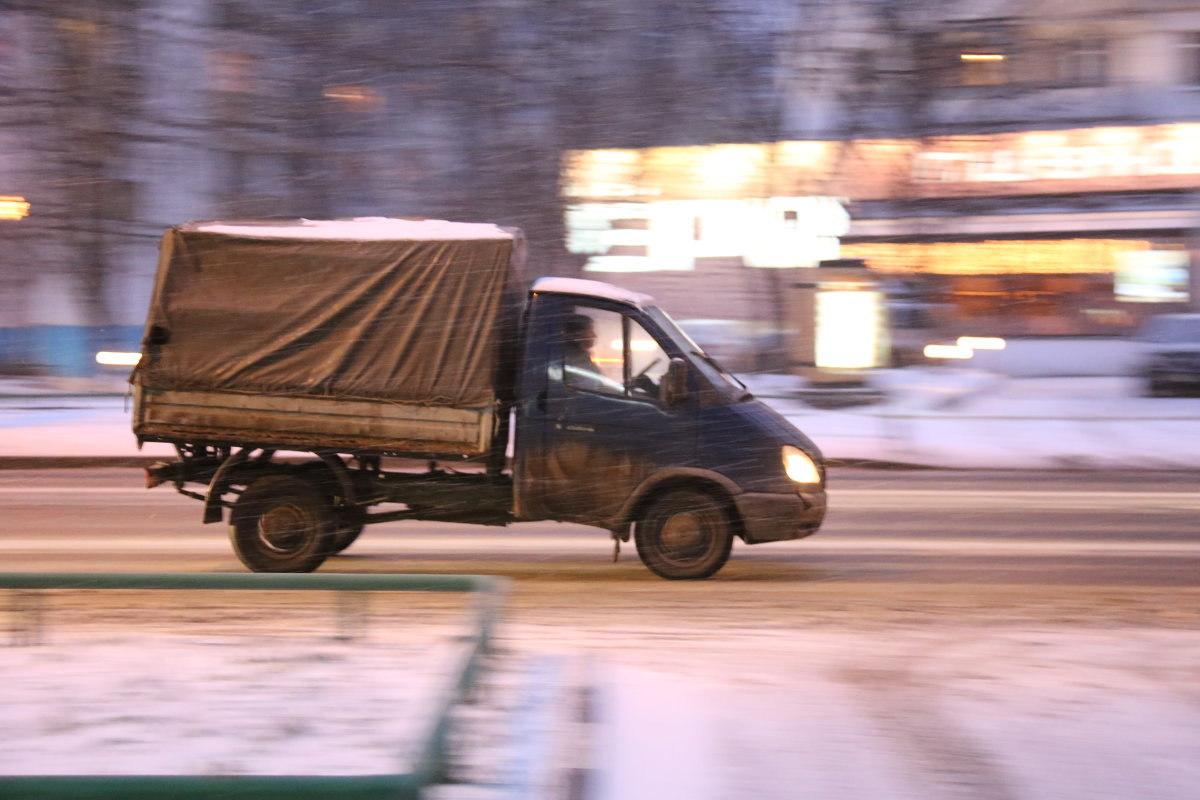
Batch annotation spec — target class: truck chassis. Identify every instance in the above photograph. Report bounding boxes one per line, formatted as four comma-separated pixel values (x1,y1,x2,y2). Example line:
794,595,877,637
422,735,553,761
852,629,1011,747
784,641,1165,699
147,442,514,573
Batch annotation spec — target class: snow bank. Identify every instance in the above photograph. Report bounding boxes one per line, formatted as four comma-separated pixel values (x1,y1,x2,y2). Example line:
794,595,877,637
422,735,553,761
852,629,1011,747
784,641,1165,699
952,338,1140,377
0,633,460,777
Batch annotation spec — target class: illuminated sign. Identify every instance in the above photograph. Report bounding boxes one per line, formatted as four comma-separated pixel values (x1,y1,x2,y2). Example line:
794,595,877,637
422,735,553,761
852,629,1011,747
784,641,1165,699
566,197,848,272
1114,249,1190,303
840,239,1152,275
564,124,1200,205
913,125,1200,185
0,196,29,220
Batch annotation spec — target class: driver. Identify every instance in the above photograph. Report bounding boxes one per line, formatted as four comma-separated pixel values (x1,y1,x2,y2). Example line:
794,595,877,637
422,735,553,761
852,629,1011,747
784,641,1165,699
563,313,600,374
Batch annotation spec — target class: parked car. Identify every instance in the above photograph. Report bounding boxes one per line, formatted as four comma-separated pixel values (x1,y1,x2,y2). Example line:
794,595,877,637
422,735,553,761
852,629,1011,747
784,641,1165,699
1133,313,1200,397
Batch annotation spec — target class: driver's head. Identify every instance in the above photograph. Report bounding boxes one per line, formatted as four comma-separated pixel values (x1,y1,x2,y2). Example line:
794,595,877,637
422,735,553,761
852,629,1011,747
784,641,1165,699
565,313,596,350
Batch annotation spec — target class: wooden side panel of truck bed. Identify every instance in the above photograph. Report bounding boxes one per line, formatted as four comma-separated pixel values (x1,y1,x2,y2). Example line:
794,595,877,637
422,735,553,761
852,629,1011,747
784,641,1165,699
133,387,494,455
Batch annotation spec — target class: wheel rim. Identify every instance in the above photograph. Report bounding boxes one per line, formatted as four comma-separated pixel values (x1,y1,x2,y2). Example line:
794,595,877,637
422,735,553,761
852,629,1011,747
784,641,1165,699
659,510,711,563
257,504,312,554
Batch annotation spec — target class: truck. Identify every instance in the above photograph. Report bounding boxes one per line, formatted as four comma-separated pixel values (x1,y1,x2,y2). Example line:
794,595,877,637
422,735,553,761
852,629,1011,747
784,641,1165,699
131,218,827,579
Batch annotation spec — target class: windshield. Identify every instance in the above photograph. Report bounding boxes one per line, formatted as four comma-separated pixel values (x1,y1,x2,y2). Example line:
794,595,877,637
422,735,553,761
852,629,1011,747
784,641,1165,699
644,305,751,399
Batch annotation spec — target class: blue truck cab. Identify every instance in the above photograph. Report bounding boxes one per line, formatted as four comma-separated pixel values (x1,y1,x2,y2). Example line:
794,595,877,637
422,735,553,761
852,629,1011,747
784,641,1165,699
512,278,827,579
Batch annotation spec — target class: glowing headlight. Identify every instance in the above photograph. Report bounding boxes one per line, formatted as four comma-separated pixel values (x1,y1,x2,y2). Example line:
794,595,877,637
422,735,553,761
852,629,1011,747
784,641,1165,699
782,445,820,484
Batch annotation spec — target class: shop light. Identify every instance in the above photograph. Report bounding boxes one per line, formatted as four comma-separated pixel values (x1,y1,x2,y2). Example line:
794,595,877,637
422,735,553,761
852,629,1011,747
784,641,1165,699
957,336,1006,350
840,239,1149,276
95,351,140,366
924,344,974,360
815,291,883,369
321,85,382,110
0,196,29,220
960,53,1005,62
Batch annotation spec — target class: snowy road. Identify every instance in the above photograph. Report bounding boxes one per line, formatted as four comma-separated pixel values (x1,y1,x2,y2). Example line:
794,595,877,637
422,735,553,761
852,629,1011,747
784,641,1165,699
1,468,1197,799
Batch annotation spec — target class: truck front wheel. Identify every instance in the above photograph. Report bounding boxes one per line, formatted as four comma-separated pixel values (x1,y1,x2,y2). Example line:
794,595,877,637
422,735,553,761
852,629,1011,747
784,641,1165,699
635,489,733,580
229,475,336,572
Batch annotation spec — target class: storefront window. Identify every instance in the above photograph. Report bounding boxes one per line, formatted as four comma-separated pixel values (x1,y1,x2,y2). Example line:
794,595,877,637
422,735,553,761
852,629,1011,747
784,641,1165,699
843,239,1181,336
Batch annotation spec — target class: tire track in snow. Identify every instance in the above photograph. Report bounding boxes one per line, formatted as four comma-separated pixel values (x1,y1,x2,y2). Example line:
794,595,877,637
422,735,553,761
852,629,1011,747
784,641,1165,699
840,636,1022,800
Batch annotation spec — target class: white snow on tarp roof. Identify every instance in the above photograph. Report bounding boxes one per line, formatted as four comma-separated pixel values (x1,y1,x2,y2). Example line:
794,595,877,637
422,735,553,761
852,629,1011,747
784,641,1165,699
190,217,513,241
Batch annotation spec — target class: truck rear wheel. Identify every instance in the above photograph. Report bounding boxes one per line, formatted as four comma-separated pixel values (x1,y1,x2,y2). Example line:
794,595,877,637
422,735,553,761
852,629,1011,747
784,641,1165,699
635,489,733,580
229,475,336,572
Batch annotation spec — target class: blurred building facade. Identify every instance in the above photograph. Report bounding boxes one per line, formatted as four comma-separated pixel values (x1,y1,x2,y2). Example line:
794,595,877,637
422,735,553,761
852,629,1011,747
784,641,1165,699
4,0,1200,377
804,0,1200,340
0,0,778,377
566,0,1200,354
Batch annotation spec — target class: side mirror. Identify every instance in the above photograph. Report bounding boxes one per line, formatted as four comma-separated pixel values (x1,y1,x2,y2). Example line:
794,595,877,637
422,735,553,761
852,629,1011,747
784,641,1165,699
661,357,690,408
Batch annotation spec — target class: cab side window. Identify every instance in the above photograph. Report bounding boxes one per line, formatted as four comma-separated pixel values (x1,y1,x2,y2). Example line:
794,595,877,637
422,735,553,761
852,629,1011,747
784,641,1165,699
561,305,669,401
626,317,670,398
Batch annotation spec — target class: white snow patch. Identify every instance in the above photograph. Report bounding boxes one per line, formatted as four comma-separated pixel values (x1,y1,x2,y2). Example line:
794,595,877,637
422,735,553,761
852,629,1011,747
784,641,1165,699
0,632,461,777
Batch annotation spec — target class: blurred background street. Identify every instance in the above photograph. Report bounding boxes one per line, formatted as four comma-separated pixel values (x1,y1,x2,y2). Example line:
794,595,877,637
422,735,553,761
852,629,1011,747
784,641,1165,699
3,0,1200,385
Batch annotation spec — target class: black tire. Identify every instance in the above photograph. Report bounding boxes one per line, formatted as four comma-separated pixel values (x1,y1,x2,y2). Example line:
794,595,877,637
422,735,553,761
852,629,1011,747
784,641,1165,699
635,489,733,580
229,475,336,573
330,508,366,554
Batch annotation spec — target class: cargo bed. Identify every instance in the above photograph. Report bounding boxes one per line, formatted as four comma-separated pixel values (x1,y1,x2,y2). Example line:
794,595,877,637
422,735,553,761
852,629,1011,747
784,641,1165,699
134,387,494,455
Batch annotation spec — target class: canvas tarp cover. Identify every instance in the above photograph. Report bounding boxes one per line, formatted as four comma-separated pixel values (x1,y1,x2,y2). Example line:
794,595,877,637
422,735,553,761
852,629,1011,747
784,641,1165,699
132,220,524,409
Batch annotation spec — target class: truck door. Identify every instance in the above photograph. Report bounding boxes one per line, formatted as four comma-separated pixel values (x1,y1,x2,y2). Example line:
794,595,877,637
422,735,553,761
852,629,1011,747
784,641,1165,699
515,298,695,526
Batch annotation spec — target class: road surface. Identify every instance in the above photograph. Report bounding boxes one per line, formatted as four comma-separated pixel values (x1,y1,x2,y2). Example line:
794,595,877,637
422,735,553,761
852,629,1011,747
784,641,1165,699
1,467,1198,799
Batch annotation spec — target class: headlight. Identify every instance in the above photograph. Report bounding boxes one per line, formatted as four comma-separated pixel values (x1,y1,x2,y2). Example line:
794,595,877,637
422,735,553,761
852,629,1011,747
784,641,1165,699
782,445,821,484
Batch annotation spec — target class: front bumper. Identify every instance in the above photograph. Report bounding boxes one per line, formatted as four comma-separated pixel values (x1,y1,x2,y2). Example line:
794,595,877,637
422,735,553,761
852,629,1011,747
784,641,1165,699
734,490,827,544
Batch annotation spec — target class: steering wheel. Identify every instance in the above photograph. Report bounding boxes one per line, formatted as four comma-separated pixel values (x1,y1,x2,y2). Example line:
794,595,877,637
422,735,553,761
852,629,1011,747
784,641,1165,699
633,358,662,381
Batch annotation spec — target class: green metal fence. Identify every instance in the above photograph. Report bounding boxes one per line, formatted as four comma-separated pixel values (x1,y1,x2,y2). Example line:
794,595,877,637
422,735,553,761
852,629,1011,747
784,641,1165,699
0,571,510,800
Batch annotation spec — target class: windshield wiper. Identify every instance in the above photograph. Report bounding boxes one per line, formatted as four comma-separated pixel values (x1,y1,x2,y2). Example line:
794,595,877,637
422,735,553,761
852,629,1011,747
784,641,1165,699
691,350,752,399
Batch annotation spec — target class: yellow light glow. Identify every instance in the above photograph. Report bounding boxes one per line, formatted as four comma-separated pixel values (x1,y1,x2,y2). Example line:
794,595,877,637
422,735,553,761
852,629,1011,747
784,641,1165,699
924,344,974,360
605,338,657,353
1092,127,1139,146
695,145,764,193
95,351,141,366
1022,132,1067,150
957,336,1006,350
961,53,1005,62
0,196,30,220
783,445,821,484
322,85,383,110
589,149,640,166
841,239,1149,276
774,140,832,168
563,123,1200,208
